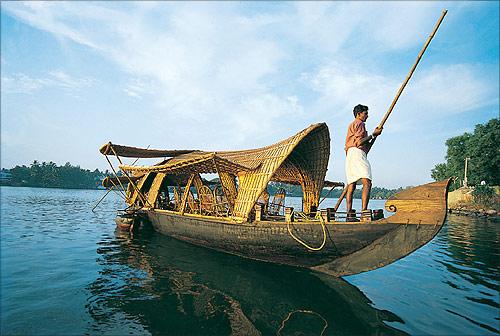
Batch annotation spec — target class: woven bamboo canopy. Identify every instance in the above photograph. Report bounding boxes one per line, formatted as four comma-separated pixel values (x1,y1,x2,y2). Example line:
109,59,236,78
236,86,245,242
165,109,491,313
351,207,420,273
103,123,330,220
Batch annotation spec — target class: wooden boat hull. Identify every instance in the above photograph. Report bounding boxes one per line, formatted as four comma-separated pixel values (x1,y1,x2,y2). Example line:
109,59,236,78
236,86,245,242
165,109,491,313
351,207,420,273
144,180,450,277
147,211,441,277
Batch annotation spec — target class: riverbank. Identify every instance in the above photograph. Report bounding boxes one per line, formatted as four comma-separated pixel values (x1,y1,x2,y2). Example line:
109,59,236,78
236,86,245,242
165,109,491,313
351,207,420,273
448,207,499,221
447,186,499,221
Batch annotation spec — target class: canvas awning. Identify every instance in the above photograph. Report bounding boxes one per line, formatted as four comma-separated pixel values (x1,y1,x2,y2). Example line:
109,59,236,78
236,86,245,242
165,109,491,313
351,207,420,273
99,143,195,158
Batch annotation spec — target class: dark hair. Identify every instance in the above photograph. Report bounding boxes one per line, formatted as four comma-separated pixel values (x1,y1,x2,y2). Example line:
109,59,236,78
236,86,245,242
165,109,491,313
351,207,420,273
353,104,368,117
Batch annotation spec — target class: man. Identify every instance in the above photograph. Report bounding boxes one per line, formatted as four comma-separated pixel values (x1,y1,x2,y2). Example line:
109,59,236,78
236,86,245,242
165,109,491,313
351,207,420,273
344,104,382,220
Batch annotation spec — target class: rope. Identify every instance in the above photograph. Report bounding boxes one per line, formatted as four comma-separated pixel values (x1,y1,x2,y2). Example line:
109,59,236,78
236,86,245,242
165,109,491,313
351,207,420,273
286,211,327,251
277,309,328,336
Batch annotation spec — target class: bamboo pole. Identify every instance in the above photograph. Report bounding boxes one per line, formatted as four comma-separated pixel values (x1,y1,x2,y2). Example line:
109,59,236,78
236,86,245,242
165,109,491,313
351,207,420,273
377,9,447,130
333,186,349,212
91,187,113,212
336,10,447,211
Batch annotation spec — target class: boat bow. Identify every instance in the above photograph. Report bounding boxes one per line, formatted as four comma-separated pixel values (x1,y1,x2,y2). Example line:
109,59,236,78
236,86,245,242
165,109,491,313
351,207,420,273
312,179,451,277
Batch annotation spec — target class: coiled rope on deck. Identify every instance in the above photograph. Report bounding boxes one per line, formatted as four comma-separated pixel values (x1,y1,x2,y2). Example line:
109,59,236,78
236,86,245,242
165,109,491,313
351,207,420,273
286,211,327,251
277,309,328,336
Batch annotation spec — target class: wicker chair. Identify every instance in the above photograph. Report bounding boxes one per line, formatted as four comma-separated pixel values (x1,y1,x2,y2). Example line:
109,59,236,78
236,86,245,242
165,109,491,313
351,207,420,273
213,185,230,216
198,185,215,215
174,186,198,213
268,188,286,216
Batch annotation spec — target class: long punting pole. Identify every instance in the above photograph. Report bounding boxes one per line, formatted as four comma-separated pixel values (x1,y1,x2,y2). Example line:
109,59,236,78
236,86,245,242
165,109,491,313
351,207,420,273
376,9,447,130
334,9,447,212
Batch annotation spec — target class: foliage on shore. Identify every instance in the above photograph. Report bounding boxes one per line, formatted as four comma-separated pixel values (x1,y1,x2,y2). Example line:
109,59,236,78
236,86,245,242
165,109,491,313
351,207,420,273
1,161,109,189
431,118,499,191
471,185,500,211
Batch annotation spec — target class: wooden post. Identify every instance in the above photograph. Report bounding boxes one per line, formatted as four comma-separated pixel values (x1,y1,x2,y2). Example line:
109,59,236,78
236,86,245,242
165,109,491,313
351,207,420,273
180,174,195,215
254,204,263,221
320,208,335,222
361,209,372,222
285,207,294,223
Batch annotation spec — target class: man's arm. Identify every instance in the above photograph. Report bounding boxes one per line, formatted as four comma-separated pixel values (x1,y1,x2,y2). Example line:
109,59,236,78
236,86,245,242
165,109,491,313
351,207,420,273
364,127,383,153
353,125,383,148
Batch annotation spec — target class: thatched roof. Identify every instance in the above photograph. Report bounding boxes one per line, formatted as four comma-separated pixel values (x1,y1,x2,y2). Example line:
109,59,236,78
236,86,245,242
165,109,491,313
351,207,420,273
103,123,330,219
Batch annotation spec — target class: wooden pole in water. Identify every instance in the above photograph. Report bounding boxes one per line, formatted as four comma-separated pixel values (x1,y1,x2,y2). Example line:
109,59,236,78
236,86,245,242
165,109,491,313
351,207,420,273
335,10,448,212
333,186,349,212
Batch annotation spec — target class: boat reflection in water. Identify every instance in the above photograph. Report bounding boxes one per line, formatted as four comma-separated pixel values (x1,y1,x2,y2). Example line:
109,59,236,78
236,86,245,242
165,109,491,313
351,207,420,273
86,227,406,335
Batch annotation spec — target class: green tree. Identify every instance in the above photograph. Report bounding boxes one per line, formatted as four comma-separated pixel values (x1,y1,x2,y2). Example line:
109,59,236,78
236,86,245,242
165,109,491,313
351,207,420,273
5,161,109,189
432,118,499,190
431,163,449,181
466,119,500,185
471,185,495,207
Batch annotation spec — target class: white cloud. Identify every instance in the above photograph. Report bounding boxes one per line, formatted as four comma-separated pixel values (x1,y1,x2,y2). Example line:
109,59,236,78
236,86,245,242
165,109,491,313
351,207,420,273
406,64,496,114
4,2,103,50
1,71,94,94
307,61,396,120
123,78,156,99
306,61,495,133
234,94,303,140
1,73,51,93
364,2,443,51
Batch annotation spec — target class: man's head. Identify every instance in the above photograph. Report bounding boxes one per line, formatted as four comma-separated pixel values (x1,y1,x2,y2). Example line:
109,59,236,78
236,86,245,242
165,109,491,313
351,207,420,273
353,104,369,121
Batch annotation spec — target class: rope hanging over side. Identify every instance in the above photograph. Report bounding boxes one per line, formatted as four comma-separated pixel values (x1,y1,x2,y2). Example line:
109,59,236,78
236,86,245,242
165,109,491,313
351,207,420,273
286,211,327,251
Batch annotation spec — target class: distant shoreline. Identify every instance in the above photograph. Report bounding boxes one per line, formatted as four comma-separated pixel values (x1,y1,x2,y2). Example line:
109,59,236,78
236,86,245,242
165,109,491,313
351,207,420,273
0,184,102,191
1,161,406,199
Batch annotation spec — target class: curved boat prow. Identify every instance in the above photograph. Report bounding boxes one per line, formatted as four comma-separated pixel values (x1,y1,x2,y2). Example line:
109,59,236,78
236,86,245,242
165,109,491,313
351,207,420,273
313,179,451,277
382,179,451,225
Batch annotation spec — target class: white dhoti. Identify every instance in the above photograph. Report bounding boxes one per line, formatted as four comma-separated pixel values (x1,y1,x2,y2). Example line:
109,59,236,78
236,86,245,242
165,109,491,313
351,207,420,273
345,147,372,185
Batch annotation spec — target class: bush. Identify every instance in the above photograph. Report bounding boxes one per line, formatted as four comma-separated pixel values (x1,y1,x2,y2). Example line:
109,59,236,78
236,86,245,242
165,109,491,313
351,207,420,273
472,185,495,207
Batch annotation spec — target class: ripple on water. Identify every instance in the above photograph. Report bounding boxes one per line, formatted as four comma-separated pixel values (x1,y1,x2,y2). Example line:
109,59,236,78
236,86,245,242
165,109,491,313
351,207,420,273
1,188,499,335
348,215,500,336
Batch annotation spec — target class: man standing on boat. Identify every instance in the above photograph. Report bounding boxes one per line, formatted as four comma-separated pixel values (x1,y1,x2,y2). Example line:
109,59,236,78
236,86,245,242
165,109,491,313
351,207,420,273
344,104,382,221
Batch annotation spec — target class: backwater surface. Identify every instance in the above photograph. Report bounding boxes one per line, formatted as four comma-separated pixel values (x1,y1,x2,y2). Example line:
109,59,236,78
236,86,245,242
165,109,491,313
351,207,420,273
1,186,498,335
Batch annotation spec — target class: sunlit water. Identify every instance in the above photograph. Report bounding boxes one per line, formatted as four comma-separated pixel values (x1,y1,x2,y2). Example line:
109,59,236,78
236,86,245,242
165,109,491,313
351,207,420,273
1,186,498,335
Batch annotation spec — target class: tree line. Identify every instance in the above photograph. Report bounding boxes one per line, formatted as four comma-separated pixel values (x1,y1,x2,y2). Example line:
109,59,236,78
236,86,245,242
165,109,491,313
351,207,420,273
431,118,499,191
1,161,109,189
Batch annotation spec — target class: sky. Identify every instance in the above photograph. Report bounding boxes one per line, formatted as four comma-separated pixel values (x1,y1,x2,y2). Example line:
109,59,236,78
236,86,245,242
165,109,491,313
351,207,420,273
1,1,498,189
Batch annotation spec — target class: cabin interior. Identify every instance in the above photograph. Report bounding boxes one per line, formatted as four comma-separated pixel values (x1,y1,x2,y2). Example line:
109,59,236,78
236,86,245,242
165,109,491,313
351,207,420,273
115,171,376,223
126,171,294,219
100,123,384,223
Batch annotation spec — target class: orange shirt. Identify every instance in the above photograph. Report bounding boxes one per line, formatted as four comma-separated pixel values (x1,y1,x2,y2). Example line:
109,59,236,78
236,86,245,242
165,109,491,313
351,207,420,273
345,119,368,153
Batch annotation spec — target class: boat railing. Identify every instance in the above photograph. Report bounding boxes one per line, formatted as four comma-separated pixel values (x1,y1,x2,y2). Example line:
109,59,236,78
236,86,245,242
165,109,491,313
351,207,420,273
290,208,385,223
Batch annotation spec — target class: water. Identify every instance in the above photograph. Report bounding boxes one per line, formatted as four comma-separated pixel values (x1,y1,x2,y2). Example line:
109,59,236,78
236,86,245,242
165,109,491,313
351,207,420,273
1,186,498,335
